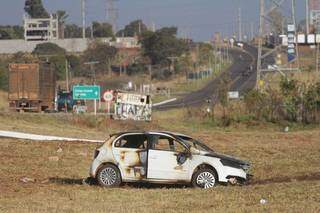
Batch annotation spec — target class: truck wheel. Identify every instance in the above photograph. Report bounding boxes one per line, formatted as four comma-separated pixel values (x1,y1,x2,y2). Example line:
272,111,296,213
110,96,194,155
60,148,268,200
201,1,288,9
97,164,122,187
192,168,217,189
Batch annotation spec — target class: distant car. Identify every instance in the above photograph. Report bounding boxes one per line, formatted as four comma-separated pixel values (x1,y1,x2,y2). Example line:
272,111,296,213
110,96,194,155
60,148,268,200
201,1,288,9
89,131,251,189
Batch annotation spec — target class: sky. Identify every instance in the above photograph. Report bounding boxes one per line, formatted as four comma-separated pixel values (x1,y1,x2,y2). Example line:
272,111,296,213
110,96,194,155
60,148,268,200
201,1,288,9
0,0,306,41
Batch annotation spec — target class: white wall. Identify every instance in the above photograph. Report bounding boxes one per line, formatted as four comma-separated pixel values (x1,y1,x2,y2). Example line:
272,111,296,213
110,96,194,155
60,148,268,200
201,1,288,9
0,38,90,54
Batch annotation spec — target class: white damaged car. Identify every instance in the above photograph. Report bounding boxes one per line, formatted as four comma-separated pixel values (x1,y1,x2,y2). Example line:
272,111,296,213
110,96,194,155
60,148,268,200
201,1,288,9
90,131,251,189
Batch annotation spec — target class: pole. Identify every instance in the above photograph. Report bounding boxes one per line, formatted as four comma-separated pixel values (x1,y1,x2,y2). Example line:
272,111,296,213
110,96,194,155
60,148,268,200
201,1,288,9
317,43,319,72
81,0,86,39
292,0,300,71
91,22,94,39
65,59,69,92
306,0,310,34
238,7,242,42
251,22,254,41
94,99,97,116
257,0,264,90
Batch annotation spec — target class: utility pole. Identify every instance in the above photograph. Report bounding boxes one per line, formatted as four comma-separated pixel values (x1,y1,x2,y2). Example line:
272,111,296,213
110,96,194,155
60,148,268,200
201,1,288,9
306,0,310,34
81,0,86,39
292,0,300,70
65,60,69,92
167,57,178,76
238,7,242,42
91,22,94,39
257,0,264,89
251,22,254,41
84,61,100,84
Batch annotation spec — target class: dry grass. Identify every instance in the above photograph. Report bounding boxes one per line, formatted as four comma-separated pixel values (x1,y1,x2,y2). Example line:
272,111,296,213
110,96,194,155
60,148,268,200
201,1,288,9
263,71,320,91
0,106,319,212
0,90,8,111
0,128,320,212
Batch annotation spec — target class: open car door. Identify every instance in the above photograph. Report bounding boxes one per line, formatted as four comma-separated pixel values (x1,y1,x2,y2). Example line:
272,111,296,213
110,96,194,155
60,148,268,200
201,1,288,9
147,134,190,181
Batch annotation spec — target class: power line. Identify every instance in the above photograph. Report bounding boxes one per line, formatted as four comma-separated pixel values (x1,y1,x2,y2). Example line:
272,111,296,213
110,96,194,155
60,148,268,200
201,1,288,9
106,0,119,33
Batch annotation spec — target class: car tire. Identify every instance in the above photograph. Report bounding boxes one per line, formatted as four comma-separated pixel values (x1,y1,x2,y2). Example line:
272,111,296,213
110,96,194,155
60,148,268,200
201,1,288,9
97,164,122,188
192,168,218,189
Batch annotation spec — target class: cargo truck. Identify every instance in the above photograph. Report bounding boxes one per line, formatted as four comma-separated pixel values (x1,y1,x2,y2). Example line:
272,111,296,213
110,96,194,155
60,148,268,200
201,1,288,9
8,63,56,112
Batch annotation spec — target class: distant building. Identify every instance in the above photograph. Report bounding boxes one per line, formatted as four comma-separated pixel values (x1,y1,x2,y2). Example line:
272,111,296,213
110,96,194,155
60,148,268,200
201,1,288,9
97,37,140,48
23,14,59,41
309,0,320,33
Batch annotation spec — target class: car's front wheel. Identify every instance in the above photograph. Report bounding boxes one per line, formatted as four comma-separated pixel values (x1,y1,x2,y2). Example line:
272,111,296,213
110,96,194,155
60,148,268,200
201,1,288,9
192,168,217,189
97,164,122,187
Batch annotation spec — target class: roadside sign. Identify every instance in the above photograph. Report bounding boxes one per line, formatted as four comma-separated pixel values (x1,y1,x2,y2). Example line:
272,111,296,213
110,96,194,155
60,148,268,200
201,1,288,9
73,85,100,100
103,90,114,102
287,24,296,63
228,91,240,99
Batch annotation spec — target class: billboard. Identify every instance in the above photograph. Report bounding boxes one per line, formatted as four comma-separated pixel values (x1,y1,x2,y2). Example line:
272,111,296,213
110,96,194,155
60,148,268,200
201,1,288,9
114,92,152,121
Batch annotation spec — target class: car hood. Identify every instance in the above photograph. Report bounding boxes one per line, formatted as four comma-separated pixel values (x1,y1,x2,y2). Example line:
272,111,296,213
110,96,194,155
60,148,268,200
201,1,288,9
204,152,250,166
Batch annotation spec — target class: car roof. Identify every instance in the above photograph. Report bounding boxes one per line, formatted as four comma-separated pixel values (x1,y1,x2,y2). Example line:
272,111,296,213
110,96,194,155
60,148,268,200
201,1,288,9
110,131,191,138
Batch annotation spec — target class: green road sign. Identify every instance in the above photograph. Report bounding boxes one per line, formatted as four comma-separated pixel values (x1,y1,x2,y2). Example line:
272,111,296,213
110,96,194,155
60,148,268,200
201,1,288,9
73,85,100,100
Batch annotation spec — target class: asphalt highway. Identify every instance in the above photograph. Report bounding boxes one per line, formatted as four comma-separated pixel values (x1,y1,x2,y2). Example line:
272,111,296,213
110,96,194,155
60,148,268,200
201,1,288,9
155,44,258,110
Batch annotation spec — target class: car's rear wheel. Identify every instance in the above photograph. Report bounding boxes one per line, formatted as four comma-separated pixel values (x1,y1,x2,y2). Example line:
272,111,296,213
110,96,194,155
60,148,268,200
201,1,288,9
192,168,217,189
97,164,122,187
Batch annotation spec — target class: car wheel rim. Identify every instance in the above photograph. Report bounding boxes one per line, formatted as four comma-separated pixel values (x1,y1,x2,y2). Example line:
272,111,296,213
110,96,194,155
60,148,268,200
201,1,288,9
196,172,215,189
100,167,117,186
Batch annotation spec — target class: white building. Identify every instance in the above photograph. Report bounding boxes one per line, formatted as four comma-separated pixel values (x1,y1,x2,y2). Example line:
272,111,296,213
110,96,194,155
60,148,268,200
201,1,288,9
23,14,59,41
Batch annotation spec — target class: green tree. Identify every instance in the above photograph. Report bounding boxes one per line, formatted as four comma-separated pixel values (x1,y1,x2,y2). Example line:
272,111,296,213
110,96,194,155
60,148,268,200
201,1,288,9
117,20,148,37
0,29,10,39
83,42,118,75
0,26,24,39
33,42,66,56
0,60,8,90
66,55,82,77
280,78,302,122
140,27,189,65
33,43,67,80
57,10,69,39
198,42,213,66
25,0,49,18
92,22,114,38
64,24,82,38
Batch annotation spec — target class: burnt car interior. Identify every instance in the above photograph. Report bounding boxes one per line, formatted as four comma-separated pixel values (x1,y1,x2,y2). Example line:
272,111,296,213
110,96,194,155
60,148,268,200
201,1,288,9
115,134,147,149
114,134,190,170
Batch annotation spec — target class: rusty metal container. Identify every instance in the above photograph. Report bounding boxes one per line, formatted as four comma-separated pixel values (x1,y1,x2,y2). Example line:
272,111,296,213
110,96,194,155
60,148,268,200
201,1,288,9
8,63,56,112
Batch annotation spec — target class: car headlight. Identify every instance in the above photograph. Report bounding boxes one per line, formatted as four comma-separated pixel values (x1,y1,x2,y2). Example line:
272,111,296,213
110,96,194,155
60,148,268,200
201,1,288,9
241,164,250,172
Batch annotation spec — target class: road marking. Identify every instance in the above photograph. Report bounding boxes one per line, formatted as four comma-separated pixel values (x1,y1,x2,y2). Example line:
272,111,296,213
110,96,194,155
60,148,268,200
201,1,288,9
153,98,177,107
0,130,104,143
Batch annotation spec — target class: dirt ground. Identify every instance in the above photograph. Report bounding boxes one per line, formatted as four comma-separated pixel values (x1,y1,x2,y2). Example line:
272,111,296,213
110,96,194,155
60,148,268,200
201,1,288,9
0,124,320,212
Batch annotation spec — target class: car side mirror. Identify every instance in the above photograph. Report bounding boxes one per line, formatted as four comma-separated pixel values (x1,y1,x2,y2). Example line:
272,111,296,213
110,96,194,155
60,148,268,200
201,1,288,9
176,152,190,165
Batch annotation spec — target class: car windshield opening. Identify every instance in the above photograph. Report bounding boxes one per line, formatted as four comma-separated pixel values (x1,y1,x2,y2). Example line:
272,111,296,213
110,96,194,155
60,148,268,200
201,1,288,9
177,136,214,152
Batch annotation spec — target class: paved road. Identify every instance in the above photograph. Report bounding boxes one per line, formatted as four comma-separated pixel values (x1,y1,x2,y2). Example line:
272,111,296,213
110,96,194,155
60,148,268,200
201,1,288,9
155,44,258,110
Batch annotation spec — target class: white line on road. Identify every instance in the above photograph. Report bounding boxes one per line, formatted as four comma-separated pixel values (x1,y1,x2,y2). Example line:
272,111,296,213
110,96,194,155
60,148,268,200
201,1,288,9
153,98,177,107
0,130,104,143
